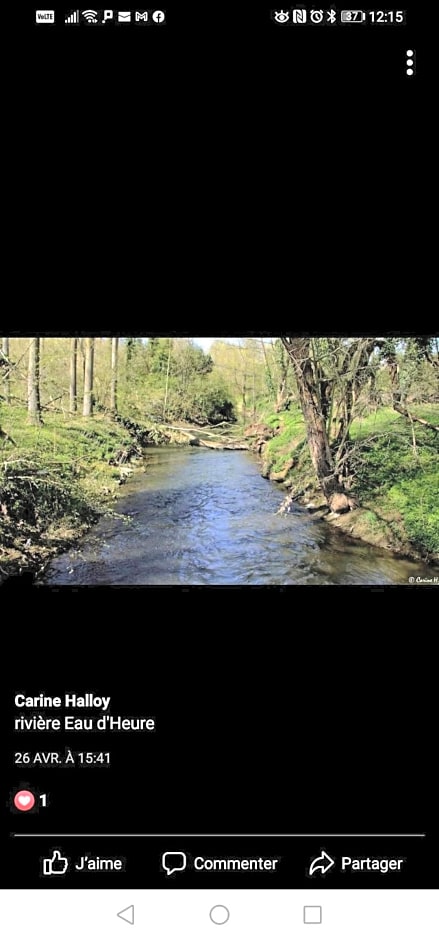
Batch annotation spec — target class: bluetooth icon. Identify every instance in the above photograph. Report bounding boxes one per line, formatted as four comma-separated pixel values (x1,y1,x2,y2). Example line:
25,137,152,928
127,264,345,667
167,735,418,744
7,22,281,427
326,9,337,23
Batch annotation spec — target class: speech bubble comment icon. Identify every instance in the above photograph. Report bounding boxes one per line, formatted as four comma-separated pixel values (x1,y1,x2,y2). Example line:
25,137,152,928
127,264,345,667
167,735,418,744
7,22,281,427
162,852,187,876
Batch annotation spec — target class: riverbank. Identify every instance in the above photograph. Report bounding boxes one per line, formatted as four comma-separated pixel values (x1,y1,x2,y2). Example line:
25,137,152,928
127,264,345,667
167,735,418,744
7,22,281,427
247,404,439,566
0,409,249,583
43,446,434,586
1,402,438,583
0,408,168,583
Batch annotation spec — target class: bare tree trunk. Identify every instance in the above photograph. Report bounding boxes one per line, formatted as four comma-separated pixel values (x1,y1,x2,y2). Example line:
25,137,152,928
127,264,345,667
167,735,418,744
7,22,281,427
28,338,42,425
241,380,247,424
275,378,287,413
110,337,119,414
126,337,137,376
282,338,350,512
79,339,86,389
83,338,95,417
272,338,290,412
2,337,10,403
163,339,172,420
260,339,274,396
384,341,439,432
69,337,78,414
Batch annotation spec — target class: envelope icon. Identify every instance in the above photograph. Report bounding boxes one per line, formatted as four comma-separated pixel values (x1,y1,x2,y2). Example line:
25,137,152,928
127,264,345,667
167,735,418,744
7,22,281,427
118,11,131,21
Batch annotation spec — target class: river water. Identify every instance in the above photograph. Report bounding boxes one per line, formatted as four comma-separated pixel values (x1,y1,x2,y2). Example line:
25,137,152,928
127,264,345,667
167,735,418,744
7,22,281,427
43,448,435,586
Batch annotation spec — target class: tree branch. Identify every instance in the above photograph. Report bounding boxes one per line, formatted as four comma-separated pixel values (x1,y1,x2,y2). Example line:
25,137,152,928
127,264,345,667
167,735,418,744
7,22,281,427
393,403,439,432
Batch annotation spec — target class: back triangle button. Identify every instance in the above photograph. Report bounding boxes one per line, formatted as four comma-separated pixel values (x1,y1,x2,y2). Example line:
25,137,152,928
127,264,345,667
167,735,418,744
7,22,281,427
117,905,134,925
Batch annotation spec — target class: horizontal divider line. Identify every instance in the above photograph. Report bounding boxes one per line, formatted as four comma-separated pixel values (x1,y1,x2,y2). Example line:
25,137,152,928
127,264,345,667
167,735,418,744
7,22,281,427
12,833,427,838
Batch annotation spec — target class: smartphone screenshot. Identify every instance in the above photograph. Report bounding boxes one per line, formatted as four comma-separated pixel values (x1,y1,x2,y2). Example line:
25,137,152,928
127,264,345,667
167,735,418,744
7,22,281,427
7,0,432,930
1,330,437,937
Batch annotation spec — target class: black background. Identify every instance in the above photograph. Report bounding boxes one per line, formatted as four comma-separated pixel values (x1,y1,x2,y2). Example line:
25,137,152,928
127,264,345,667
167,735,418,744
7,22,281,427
28,2,420,87
2,616,435,888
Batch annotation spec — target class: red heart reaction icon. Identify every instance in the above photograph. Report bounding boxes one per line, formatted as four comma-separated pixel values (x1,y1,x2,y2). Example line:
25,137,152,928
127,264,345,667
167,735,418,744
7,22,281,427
14,790,36,811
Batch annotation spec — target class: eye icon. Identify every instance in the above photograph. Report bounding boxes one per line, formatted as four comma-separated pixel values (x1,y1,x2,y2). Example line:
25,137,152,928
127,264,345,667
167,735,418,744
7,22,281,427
274,10,290,23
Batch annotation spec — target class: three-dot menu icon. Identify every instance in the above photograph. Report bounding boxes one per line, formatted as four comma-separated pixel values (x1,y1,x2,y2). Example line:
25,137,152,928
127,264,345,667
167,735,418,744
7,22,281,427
406,49,416,77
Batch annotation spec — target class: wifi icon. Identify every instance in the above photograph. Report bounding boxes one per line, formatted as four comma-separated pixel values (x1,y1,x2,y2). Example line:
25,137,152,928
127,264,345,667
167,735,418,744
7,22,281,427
81,9,98,21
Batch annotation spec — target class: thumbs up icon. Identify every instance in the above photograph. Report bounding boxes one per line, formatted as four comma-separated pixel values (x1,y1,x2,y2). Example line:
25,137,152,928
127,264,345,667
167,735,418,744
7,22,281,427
42,850,69,876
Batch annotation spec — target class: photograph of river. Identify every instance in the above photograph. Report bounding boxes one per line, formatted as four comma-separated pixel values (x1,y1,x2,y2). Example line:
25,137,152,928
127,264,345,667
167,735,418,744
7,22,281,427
1,336,438,586
43,447,437,586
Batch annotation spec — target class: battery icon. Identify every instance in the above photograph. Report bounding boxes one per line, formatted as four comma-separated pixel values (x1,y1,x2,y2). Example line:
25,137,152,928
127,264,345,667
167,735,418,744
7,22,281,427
340,10,366,21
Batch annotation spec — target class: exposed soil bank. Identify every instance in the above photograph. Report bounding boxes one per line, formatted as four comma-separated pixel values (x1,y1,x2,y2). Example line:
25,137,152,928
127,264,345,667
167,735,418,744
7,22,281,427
244,412,439,569
0,415,246,585
279,486,439,568
2,408,437,584
0,414,169,584
44,447,434,586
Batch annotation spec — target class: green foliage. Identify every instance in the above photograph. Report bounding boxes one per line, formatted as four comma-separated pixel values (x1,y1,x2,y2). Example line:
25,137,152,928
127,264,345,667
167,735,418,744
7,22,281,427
144,337,173,374
0,461,96,539
0,407,131,468
119,339,231,425
258,399,438,559
164,375,236,425
143,338,213,380
387,472,439,554
0,409,136,551
265,406,303,432
263,408,307,474
2,337,437,569
349,407,401,438
350,408,439,556
264,366,275,399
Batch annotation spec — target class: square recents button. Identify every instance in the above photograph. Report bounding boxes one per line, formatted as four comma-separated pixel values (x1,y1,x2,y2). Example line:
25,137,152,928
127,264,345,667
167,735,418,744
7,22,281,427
304,906,322,924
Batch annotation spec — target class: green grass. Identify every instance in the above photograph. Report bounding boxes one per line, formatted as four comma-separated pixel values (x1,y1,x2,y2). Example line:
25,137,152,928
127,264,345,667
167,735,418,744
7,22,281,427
350,405,439,439
0,406,137,573
261,403,439,559
348,405,439,556
350,407,402,439
1,401,437,569
386,471,439,555
263,407,306,473
1,406,130,463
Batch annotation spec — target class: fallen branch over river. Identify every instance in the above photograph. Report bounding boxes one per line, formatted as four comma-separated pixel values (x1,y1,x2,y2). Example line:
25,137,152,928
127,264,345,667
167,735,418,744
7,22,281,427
198,439,249,451
158,424,249,450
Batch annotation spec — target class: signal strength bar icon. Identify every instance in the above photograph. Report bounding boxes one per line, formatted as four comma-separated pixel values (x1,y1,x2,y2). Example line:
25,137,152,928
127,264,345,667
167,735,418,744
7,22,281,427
65,10,80,23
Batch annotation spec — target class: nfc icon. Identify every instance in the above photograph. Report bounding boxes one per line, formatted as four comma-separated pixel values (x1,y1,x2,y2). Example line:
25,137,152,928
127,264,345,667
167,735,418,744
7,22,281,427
292,9,307,22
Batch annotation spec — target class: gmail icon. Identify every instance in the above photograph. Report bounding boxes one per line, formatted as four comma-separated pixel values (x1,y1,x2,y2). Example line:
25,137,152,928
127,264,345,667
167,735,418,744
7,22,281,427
135,10,148,19
118,10,131,21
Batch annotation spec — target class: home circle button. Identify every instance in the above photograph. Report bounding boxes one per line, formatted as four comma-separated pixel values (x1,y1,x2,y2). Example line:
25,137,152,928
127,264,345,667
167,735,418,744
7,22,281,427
210,905,230,925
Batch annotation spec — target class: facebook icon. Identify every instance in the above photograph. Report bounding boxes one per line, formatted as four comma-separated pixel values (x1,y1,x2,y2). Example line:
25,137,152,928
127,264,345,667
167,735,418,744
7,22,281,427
152,10,165,22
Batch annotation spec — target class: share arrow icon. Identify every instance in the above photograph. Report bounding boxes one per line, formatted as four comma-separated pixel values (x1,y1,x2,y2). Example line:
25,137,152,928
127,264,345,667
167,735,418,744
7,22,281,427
309,850,336,876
